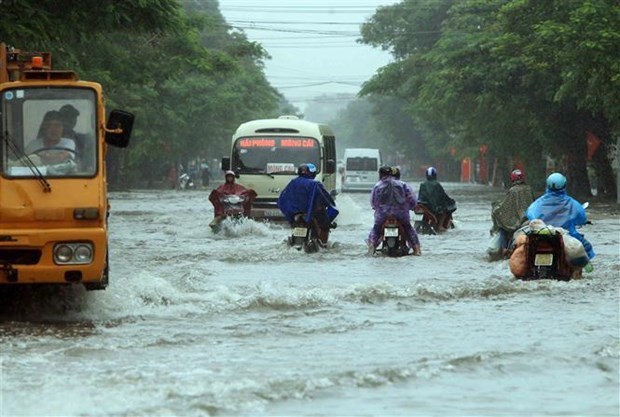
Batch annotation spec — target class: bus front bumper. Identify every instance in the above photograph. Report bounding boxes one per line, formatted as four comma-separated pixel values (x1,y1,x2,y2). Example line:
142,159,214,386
0,227,107,286
250,202,286,222
0,263,106,285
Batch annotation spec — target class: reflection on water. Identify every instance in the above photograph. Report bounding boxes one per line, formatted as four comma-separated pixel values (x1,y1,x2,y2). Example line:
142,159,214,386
0,284,90,319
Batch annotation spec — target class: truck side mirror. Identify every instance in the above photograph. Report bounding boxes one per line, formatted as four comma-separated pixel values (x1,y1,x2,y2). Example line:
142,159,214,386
221,157,230,171
105,109,134,148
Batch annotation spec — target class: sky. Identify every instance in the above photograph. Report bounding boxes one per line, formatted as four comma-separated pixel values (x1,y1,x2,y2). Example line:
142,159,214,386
217,0,399,111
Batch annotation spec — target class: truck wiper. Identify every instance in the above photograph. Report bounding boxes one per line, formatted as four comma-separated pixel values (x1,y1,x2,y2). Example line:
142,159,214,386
2,132,51,192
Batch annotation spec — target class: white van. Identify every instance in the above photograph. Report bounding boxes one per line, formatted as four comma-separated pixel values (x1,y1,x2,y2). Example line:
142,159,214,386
341,148,382,192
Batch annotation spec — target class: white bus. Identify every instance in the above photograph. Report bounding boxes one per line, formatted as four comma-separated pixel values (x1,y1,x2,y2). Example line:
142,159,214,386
221,116,337,220
341,148,382,192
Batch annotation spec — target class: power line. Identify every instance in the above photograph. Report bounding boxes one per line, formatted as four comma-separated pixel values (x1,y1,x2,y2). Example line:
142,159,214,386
230,24,360,36
228,23,442,38
276,81,364,89
221,6,386,14
261,43,368,49
216,1,401,106
227,20,364,25
269,75,374,81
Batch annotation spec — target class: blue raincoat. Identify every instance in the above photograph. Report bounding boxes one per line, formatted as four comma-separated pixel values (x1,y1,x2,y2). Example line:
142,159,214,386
277,176,339,225
526,189,595,259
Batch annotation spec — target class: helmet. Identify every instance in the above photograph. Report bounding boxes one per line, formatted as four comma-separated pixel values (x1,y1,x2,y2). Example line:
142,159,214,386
510,169,525,183
378,166,392,178
546,172,567,191
298,163,317,178
224,170,236,182
426,166,437,180
391,166,401,180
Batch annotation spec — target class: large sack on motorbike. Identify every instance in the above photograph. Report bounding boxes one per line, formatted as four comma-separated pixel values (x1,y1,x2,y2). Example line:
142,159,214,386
563,235,589,267
509,234,528,277
529,218,556,234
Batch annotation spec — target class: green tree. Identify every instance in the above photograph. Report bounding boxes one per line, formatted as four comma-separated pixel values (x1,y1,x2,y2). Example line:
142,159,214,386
498,0,620,196
2,0,284,188
0,0,181,49
360,0,619,197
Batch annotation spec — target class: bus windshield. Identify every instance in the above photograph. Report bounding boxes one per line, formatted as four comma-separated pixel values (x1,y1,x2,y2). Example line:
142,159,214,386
1,87,97,178
232,136,320,175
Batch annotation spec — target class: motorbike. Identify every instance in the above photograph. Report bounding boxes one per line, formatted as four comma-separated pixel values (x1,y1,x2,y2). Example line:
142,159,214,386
413,204,437,235
515,230,574,281
287,213,334,253
220,194,247,218
510,203,591,281
178,172,196,190
208,190,256,233
510,221,591,281
376,216,409,257
413,203,455,235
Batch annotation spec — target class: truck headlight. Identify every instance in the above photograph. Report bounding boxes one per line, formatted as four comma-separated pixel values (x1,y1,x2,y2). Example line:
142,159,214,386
54,245,73,263
74,245,93,263
53,242,94,265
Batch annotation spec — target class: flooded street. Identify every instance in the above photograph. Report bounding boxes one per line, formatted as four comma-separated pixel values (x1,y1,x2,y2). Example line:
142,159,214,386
1,183,619,416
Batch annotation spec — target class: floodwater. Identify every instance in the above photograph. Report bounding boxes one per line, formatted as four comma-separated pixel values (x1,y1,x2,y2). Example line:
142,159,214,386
1,183,618,417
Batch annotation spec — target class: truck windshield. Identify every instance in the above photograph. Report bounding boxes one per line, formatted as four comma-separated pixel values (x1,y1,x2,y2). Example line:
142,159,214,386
232,136,321,175
1,87,97,178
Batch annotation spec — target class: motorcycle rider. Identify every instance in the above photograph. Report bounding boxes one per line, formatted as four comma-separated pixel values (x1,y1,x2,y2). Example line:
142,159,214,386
391,166,401,180
490,169,535,258
277,163,339,244
368,166,421,255
391,166,416,197
525,172,595,260
417,166,456,232
208,170,256,228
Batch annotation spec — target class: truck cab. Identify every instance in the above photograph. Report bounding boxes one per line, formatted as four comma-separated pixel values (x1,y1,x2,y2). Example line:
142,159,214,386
0,43,133,290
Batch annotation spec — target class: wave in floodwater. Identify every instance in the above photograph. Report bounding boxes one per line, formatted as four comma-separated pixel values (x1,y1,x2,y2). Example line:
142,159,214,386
102,343,619,417
1,267,612,324
2,187,618,417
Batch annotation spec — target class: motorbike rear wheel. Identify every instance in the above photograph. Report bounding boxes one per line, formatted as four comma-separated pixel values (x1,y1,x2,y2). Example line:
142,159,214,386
414,220,437,235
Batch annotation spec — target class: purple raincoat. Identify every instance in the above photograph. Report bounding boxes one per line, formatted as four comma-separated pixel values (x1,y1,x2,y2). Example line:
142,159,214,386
368,177,419,248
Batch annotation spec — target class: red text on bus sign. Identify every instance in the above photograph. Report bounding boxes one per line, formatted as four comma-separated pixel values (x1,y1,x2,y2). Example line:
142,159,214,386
238,137,317,148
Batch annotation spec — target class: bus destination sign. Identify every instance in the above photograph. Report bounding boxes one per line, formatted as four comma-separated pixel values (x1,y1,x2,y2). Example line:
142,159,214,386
238,137,317,148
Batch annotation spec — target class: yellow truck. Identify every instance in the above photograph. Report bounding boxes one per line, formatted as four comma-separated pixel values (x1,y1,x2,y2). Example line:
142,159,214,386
0,42,133,290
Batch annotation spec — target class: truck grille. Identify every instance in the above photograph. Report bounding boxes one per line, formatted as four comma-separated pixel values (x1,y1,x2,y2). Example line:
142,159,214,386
0,249,42,265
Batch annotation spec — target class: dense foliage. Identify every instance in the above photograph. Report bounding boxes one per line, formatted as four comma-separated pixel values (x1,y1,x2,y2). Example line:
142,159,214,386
359,0,619,197
0,0,292,188
1,0,617,197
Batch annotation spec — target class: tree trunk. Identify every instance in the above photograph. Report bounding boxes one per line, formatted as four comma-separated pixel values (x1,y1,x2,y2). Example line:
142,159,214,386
554,108,591,199
564,144,591,199
106,148,129,191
